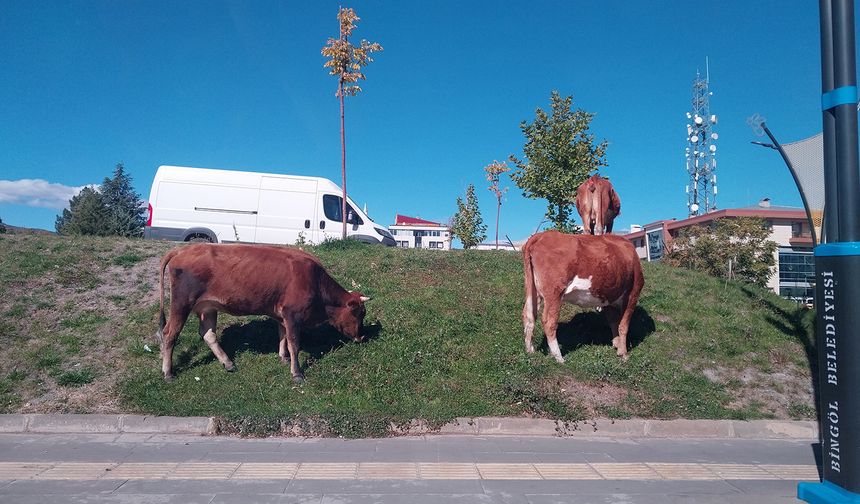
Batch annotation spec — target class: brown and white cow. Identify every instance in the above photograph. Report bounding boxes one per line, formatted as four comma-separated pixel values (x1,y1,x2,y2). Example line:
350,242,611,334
156,243,369,382
575,174,621,235
522,231,644,362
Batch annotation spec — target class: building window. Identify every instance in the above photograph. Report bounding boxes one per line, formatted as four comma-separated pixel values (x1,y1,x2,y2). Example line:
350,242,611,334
778,248,814,303
390,229,397,236
646,230,664,261
791,221,809,238
397,241,409,248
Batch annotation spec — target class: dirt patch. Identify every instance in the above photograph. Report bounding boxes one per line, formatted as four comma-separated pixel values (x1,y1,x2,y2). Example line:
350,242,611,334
1,237,172,414
701,365,815,418
550,377,629,417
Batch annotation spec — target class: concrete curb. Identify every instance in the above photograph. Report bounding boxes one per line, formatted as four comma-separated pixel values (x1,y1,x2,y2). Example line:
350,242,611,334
0,414,818,439
437,417,819,439
0,414,215,435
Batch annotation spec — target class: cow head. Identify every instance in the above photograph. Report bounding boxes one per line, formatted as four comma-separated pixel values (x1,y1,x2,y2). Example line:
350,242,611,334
332,292,370,342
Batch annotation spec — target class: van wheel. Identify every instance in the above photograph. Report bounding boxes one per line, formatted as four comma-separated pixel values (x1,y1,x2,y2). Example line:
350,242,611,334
186,234,213,243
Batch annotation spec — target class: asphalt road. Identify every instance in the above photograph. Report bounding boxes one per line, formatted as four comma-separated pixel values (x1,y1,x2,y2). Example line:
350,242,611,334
0,433,820,503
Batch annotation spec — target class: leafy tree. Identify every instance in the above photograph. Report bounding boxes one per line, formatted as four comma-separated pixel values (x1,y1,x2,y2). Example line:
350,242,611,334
663,217,778,288
509,91,608,233
55,187,110,236
100,163,145,237
485,160,510,249
451,184,486,249
322,7,382,239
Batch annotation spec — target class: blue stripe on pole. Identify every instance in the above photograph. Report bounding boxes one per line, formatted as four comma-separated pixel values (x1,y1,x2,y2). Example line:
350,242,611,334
815,241,860,257
821,86,858,110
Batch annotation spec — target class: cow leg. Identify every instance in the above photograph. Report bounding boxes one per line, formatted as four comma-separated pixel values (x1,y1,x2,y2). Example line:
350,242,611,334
199,311,235,372
280,320,304,382
277,322,288,364
602,305,622,350
160,304,191,381
616,302,635,361
523,294,539,354
542,297,564,363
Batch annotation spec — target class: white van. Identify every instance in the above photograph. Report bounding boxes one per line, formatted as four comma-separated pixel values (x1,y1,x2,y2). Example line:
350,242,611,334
143,165,395,246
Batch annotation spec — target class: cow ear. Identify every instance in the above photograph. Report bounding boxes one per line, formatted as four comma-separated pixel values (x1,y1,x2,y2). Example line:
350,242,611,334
359,295,371,303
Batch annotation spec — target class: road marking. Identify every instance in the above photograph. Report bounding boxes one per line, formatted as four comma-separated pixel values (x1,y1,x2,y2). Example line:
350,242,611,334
231,463,298,479
295,463,357,479
0,462,820,481
418,463,479,479
359,462,418,479
647,463,722,480
477,463,542,480
534,463,601,480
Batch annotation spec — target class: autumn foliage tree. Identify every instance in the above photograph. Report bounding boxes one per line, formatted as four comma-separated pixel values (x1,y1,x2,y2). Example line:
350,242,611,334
451,184,486,249
510,91,607,233
321,7,382,239
485,160,510,249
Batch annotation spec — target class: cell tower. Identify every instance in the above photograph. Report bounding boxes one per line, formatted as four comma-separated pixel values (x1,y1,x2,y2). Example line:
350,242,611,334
684,62,718,217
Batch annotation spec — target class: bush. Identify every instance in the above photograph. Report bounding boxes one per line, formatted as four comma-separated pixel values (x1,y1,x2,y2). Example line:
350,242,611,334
663,217,777,288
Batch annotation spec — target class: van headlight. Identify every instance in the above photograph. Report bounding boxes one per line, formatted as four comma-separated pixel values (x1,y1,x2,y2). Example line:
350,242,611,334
374,227,392,239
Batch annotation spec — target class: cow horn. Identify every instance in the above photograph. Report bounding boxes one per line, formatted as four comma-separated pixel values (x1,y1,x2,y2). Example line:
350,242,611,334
360,295,372,302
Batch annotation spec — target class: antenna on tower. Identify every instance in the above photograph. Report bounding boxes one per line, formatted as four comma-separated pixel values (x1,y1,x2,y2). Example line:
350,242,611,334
684,61,718,217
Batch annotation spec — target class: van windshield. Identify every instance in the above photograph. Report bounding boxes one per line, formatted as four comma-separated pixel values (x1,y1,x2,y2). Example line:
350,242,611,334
322,194,363,225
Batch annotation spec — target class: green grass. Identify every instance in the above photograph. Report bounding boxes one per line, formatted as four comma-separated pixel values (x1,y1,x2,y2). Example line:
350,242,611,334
0,234,817,435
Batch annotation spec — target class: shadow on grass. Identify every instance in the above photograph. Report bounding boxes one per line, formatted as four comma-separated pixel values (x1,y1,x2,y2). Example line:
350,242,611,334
551,306,656,357
180,318,382,374
738,285,819,432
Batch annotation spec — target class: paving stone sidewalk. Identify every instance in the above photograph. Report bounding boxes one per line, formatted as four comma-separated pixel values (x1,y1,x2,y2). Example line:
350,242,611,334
0,425,822,503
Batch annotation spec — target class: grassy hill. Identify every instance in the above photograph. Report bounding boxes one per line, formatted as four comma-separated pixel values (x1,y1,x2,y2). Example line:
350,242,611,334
0,233,816,437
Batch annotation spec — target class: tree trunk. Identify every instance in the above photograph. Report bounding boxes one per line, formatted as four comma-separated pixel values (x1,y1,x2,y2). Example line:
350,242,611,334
340,79,347,240
495,199,501,249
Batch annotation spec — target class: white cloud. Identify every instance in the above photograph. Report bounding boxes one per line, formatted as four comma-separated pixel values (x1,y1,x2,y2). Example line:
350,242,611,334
0,179,98,209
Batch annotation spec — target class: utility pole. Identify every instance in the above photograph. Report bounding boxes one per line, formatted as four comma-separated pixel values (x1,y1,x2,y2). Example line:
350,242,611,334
798,1,860,502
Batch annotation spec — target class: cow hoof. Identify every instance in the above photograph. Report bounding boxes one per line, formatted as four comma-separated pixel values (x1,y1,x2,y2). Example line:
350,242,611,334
292,374,305,384
619,353,629,362
553,356,565,364
164,373,176,382
225,363,237,373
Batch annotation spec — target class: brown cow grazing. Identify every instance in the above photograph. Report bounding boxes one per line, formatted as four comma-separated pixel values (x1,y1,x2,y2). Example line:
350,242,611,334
156,243,369,382
522,231,643,362
575,174,621,235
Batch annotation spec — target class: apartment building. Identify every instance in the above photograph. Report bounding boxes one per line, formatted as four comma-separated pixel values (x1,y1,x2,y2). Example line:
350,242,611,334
622,202,814,303
388,214,452,250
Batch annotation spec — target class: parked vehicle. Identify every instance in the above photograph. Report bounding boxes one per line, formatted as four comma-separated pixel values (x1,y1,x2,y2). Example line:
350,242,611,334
143,165,395,246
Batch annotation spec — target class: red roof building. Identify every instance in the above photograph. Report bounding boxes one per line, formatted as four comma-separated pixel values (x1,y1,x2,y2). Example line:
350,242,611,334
389,214,452,250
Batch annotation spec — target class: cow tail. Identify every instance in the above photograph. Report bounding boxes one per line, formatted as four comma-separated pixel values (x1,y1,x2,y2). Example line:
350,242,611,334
522,239,538,320
589,184,601,233
156,249,179,344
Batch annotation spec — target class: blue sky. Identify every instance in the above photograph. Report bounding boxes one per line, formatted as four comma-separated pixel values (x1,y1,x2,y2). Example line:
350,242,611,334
0,1,842,243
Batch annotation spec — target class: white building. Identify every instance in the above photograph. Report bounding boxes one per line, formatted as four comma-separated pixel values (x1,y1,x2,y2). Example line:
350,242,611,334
388,214,452,250
474,239,527,251
622,202,814,303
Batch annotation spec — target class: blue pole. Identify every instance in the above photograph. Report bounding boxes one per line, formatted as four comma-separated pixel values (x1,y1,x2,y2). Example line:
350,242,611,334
798,1,860,502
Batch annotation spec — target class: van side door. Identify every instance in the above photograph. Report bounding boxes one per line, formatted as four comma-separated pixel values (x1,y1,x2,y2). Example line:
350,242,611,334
257,176,318,246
